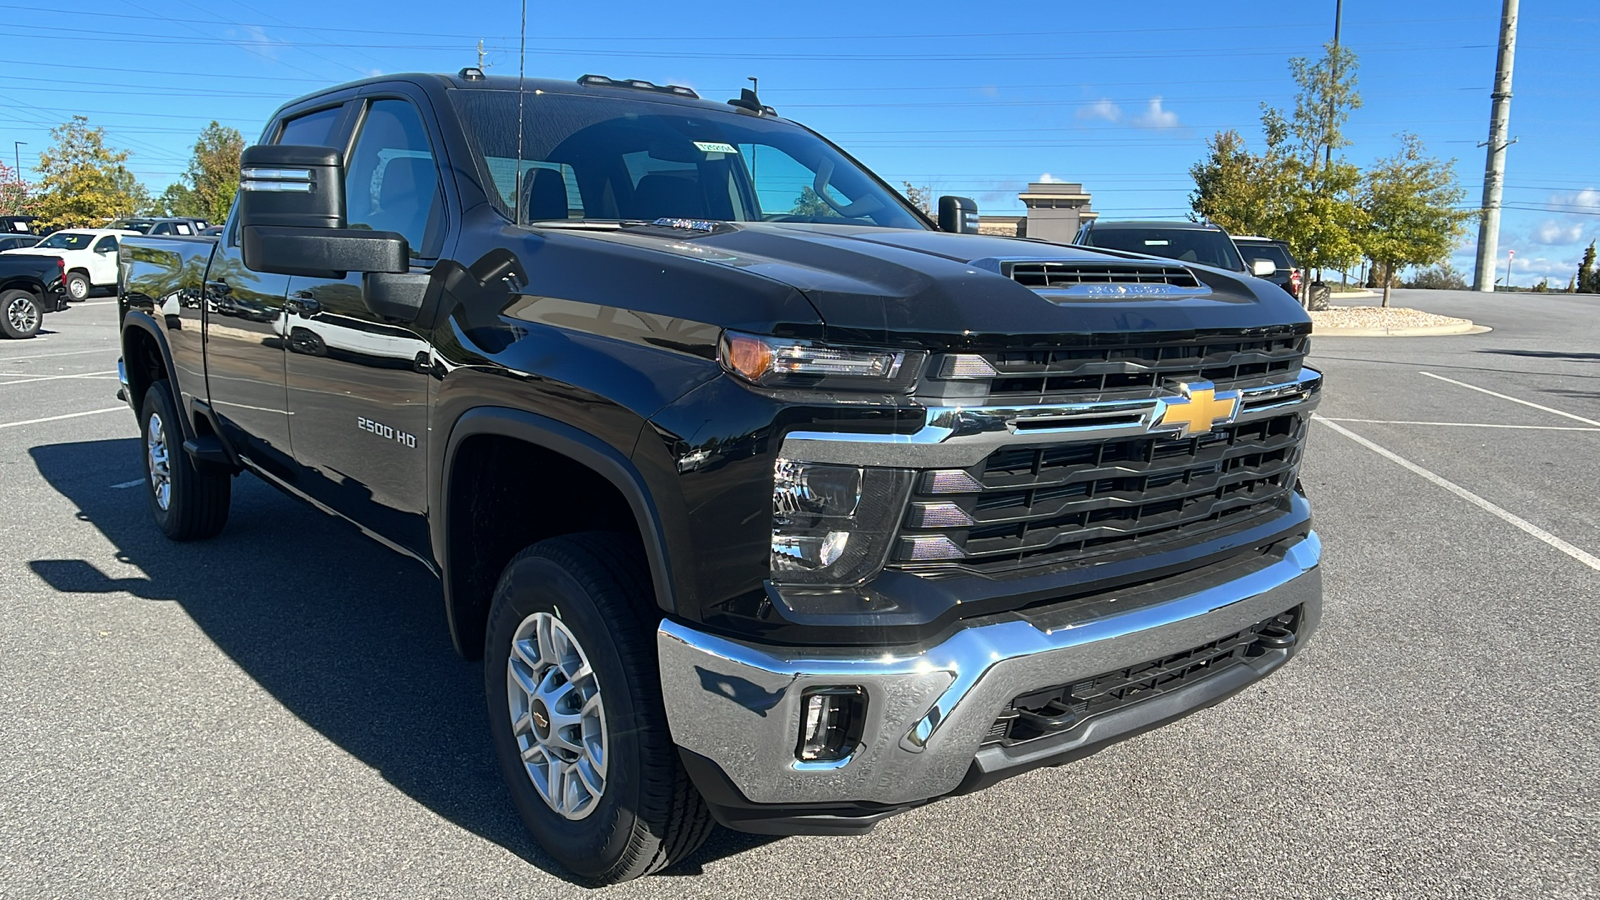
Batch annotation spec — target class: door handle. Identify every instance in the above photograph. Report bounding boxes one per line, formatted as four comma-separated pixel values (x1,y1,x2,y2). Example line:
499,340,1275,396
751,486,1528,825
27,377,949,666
286,291,321,316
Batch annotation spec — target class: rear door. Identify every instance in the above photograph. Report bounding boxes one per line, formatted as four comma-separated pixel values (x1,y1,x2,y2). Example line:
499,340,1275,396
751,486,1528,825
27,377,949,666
283,91,445,554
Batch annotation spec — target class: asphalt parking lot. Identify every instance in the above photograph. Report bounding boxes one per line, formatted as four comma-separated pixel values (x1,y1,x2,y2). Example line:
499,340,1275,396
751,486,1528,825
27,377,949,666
2,289,1597,898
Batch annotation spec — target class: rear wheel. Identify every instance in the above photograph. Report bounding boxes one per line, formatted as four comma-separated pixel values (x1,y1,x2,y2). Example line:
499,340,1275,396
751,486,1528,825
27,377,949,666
66,272,91,302
484,533,712,884
1,289,41,339
139,380,231,540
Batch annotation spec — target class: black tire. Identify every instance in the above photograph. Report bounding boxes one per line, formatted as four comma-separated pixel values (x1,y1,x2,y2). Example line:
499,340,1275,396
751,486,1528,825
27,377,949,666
484,533,712,884
1,289,41,339
138,381,231,540
66,272,91,302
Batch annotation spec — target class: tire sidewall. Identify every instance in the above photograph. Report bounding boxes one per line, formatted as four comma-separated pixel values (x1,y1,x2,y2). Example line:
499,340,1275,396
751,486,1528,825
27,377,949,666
484,551,648,880
2,290,40,339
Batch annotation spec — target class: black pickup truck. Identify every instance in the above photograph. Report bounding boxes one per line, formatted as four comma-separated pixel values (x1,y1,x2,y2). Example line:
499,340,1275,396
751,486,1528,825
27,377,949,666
1,253,68,338
118,70,1324,884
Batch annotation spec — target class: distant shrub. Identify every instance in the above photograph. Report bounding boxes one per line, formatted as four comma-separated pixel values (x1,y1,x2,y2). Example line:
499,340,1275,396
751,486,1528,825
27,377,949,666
1404,264,1469,290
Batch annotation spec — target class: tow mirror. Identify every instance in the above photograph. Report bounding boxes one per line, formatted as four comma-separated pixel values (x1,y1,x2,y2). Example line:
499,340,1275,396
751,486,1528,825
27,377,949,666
237,144,409,280
1251,258,1277,278
937,196,979,234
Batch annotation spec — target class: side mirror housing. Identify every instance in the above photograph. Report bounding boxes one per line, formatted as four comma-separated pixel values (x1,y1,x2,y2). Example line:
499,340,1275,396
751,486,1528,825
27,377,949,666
237,144,409,279
937,196,979,234
1251,258,1277,278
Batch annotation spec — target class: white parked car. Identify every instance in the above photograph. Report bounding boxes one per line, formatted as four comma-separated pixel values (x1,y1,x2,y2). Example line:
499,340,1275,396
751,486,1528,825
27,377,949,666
2,228,138,300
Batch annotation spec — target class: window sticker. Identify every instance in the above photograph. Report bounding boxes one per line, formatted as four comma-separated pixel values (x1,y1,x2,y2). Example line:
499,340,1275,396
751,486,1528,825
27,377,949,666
693,141,737,155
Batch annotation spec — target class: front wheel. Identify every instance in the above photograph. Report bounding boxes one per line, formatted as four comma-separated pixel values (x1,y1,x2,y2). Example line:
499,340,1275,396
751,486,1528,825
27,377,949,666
139,381,231,540
484,534,712,884
1,289,41,339
66,272,91,302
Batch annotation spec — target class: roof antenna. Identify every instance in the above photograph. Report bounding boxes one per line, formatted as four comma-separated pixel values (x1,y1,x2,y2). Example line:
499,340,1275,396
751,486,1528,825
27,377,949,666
514,0,527,225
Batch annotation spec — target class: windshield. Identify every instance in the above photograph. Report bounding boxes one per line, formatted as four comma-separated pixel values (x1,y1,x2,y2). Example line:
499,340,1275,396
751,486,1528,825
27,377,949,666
450,89,926,230
115,220,155,234
36,232,94,251
1088,227,1247,272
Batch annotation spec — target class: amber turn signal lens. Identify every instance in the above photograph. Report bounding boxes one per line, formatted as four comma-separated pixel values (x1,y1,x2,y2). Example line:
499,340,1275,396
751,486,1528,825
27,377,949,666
720,332,775,384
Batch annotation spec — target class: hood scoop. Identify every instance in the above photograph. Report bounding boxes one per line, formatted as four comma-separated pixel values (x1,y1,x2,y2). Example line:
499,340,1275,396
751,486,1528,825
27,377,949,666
996,259,1208,298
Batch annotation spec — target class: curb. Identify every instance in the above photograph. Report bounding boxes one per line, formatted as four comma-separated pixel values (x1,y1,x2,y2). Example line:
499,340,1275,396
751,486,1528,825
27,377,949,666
1311,322,1492,337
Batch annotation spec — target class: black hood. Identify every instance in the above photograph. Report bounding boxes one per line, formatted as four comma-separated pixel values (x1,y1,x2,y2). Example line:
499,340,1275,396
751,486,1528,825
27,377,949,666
537,222,1311,349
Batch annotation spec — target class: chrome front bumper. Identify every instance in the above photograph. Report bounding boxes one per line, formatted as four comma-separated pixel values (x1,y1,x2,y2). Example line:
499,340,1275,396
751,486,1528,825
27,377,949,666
658,531,1321,808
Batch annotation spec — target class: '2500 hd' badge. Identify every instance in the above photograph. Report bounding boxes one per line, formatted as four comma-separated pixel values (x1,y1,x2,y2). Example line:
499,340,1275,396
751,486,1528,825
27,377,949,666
357,416,417,449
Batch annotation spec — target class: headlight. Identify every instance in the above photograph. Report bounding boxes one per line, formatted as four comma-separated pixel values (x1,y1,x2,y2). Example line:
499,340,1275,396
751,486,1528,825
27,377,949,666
771,459,912,586
720,331,925,393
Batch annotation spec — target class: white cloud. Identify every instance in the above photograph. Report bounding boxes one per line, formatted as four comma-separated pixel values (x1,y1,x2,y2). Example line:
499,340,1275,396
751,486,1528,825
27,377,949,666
1132,97,1180,129
1075,99,1122,122
1532,219,1584,246
1038,173,1062,183
1560,187,1600,210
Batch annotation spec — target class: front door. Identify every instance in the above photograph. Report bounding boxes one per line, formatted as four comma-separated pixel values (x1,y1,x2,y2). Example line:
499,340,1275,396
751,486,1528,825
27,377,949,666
284,96,444,555
203,101,351,479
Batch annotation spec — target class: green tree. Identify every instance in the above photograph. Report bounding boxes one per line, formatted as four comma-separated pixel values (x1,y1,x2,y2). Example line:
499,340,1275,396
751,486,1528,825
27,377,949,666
1274,43,1366,287
790,186,833,218
1189,46,1366,298
1358,134,1470,307
901,181,933,216
1579,241,1596,294
156,182,197,218
33,116,143,229
0,160,39,217
183,121,245,223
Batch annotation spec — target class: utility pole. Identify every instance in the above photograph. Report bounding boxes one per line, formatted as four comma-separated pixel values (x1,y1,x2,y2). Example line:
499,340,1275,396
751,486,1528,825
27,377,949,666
1324,0,1342,173
1472,0,1519,292
477,40,487,70
12,141,23,181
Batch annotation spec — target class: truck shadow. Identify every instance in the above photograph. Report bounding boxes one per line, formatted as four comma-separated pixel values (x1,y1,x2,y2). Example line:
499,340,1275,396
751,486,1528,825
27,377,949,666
28,437,776,885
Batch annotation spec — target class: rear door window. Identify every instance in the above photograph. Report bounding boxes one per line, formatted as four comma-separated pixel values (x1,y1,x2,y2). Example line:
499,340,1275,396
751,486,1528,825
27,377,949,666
276,105,345,147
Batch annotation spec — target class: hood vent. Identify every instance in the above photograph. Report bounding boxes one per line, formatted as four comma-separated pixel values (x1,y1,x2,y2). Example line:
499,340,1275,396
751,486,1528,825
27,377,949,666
1004,260,1206,296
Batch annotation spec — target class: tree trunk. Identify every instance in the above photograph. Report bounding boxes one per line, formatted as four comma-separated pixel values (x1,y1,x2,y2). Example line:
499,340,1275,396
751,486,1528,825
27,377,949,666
1381,263,1392,308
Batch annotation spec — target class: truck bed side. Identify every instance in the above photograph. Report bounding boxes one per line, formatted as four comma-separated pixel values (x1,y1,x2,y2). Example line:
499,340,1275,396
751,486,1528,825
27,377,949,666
119,235,218,434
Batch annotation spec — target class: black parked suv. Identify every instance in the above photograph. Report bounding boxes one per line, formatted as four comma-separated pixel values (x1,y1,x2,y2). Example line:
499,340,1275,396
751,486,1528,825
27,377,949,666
1075,219,1278,280
119,70,1324,883
1233,235,1302,298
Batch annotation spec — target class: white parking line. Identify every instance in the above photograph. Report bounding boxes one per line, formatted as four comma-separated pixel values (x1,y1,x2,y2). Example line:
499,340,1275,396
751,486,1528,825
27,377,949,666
1315,416,1600,572
1321,417,1600,432
0,348,116,362
1419,371,1600,428
0,372,117,386
0,407,126,430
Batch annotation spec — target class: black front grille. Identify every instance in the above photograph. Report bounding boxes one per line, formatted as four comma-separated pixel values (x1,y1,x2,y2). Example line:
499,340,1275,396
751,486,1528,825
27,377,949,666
986,609,1299,745
896,413,1304,573
976,333,1308,406
1007,261,1202,290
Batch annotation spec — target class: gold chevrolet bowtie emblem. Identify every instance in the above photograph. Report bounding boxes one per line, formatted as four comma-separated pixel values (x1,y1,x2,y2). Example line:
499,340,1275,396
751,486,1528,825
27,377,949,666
1157,382,1240,436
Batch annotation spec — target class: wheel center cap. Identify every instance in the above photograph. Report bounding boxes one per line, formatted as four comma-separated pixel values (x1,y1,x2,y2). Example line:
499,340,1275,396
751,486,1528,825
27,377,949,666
530,700,551,738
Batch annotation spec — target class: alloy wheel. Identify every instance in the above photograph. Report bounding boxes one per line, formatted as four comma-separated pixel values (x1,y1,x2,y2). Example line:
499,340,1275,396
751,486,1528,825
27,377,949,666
6,295,38,335
506,612,608,820
146,411,172,511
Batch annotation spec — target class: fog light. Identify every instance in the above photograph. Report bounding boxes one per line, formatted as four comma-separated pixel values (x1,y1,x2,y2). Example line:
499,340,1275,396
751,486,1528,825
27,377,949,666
796,687,866,763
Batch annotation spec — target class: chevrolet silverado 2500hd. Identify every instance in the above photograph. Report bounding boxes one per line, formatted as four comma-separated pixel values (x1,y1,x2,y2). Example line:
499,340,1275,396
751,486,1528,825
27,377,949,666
118,70,1324,884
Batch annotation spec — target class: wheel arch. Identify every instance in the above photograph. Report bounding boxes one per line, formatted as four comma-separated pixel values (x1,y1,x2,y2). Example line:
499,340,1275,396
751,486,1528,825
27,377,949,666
437,407,678,659
120,310,195,442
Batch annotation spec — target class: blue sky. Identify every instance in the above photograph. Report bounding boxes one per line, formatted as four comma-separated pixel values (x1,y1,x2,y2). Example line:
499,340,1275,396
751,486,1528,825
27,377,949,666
2,0,1594,284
